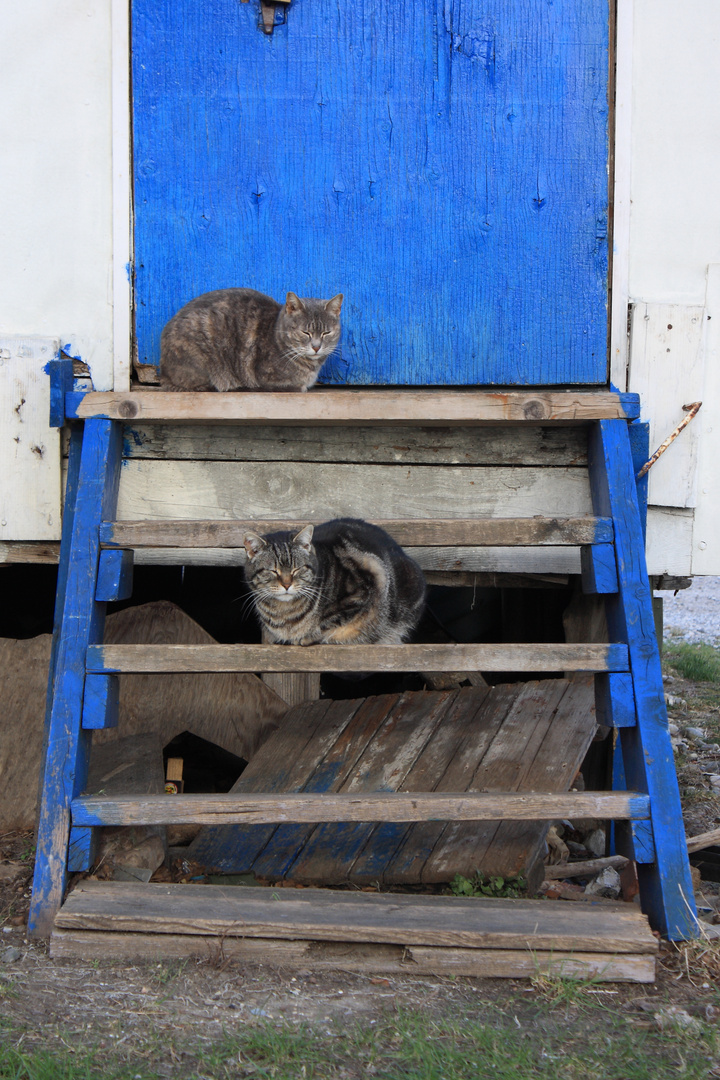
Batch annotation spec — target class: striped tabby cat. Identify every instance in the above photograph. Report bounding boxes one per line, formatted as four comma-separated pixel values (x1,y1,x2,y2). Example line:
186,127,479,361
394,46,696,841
243,518,426,646
160,288,343,391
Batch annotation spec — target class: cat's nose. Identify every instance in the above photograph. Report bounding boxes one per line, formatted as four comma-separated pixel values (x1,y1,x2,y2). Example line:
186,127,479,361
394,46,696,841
311,344,321,353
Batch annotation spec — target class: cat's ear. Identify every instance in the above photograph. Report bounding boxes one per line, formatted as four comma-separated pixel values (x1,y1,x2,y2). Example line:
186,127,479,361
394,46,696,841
325,294,343,316
293,524,315,551
285,292,304,315
243,532,267,559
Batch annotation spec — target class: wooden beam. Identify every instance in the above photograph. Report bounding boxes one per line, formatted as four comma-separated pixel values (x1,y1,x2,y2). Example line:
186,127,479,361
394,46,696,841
66,389,641,425
100,517,613,549
86,642,630,674
71,790,650,827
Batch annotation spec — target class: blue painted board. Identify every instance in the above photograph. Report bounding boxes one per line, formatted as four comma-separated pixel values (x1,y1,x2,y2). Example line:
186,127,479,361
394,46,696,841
588,420,697,940
629,421,650,542
68,827,97,873
82,674,120,731
132,0,610,385
96,549,134,602
28,419,123,938
581,544,618,594
594,672,636,729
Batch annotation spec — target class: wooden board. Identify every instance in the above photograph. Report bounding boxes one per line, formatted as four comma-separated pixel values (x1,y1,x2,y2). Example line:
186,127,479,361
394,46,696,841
49,927,656,982
183,681,601,885
114,460,593,523
70,790,650,827
121,423,589,466
87,642,630,674
100,517,612,549
0,634,53,830
55,880,658,954
68,390,641,424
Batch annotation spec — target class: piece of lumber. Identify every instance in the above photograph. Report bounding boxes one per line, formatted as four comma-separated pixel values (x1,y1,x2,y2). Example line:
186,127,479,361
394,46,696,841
48,929,656,982
86,642,630,674
544,855,629,880
113,460,593,523
686,827,720,855
66,389,641,424
119,422,589,466
70,790,651,827
54,881,658,955
99,517,613,549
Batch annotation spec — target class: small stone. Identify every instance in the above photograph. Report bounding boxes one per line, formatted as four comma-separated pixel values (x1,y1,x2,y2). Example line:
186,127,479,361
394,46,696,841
685,726,705,740
584,828,607,858
1,946,22,963
584,866,622,899
653,1006,702,1034
709,775,720,789
663,675,675,683
668,723,680,736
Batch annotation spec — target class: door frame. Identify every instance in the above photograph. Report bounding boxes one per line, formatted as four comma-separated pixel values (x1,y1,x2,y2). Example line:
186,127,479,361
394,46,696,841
111,0,634,394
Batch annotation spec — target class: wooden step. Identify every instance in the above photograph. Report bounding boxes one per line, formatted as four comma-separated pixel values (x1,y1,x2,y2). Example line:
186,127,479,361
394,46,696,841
86,642,629,674
99,516,613,549
71,790,650,827
67,388,641,424
50,881,657,982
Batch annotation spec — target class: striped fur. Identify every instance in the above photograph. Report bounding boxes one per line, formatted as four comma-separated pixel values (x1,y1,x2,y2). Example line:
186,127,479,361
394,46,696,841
243,518,426,646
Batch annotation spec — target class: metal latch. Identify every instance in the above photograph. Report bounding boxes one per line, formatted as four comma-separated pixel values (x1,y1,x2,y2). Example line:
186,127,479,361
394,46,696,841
259,0,291,34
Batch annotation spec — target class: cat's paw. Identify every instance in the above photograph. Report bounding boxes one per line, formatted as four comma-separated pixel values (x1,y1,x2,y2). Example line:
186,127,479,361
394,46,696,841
297,634,321,646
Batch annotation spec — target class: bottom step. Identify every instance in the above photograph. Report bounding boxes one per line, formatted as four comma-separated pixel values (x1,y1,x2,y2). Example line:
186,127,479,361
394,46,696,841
51,881,657,983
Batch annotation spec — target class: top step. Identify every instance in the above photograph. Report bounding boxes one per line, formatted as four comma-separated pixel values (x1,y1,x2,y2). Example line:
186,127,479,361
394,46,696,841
66,389,641,425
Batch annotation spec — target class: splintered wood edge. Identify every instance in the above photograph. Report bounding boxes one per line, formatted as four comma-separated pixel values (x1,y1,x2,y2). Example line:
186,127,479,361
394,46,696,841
48,930,656,982
66,389,641,424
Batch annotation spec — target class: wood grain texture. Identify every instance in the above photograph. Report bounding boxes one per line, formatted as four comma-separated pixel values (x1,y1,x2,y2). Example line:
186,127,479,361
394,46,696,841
114,460,593,524
68,390,641,423
54,881,658,954
130,1,610,384
589,420,698,940
48,929,656,981
121,423,589,465
100,518,613,549
28,419,123,939
88,642,630,674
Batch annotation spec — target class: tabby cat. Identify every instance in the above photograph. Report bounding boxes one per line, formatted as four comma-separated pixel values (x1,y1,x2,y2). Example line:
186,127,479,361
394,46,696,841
243,518,426,646
160,288,343,391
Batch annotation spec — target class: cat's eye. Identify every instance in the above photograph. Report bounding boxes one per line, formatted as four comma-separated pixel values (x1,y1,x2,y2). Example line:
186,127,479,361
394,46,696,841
302,331,311,338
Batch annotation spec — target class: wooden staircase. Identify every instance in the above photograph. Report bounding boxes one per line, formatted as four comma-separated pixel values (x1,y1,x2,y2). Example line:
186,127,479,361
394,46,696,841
28,384,698,975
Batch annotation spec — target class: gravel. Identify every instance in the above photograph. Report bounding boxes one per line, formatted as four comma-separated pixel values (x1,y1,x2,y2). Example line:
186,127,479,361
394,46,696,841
656,576,720,645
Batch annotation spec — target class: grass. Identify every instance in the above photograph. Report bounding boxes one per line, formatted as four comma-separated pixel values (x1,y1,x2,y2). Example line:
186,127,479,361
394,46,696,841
1,998,719,1080
664,641,720,684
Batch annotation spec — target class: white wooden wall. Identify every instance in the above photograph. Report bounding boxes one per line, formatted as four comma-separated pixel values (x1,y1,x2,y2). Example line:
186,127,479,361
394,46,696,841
1,0,719,574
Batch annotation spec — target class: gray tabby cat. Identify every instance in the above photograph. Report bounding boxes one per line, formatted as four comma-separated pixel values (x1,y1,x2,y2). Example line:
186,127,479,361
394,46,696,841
243,518,426,646
160,288,343,391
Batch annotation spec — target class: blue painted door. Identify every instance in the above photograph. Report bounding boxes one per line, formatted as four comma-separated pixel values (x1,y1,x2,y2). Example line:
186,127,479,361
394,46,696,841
132,0,610,385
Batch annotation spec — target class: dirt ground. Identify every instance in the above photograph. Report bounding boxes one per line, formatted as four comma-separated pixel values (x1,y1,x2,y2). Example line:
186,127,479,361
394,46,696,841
3,646,720,1076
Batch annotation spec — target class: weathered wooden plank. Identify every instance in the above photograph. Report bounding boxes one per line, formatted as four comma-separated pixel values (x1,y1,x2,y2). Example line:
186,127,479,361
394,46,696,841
421,680,569,883
121,423,589,466
286,692,454,883
54,881,658,953
28,419,124,940
129,545,584,574
67,390,641,424
100,517,612,549
114,460,593,523
251,694,418,881
95,548,134,601
589,420,698,940
188,697,372,872
389,684,524,885
48,929,656,982
70,790,651,827
346,686,492,885
0,541,60,564
87,643,630,674
478,678,598,885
